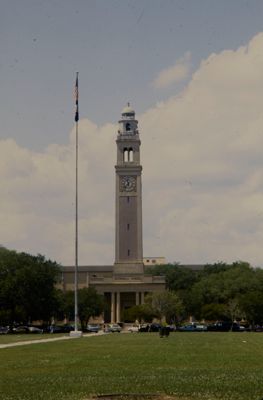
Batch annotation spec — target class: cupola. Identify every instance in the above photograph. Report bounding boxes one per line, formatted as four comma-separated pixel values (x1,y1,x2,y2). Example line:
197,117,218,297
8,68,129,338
118,103,138,136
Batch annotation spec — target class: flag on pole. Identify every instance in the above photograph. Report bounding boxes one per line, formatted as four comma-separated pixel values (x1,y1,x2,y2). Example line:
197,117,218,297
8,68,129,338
75,72,79,122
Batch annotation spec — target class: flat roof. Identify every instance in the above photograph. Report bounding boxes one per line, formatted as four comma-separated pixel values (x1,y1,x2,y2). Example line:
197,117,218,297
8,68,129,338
62,265,114,272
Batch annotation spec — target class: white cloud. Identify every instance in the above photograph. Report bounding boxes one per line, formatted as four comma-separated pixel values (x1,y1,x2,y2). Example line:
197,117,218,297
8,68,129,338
2,33,263,266
0,124,116,265
153,52,191,89
141,32,263,266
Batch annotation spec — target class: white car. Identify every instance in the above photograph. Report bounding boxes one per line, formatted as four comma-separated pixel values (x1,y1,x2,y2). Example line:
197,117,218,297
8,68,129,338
106,324,122,333
128,325,139,333
28,326,43,334
86,324,100,333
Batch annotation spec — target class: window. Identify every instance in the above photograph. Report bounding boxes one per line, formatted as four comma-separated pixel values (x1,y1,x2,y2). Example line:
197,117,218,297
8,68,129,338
123,147,133,162
123,148,128,162
129,148,134,162
126,123,131,131
127,196,130,203
128,249,130,256
127,223,130,230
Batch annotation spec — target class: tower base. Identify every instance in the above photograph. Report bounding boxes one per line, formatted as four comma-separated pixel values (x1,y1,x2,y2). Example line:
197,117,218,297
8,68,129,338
69,330,82,338
114,262,144,275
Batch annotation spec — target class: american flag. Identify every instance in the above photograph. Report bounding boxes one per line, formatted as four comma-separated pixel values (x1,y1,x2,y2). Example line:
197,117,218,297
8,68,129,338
74,73,79,122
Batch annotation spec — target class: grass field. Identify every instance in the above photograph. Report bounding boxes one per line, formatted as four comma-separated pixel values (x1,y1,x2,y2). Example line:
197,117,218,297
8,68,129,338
1,332,263,400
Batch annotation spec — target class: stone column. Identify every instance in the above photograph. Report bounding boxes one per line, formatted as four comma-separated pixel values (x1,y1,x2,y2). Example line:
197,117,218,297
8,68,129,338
141,292,145,304
116,292,121,322
86,272,90,287
111,292,116,323
136,291,140,306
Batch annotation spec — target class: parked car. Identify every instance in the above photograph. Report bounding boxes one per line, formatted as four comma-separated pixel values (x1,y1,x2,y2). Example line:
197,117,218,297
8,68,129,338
128,324,139,333
12,326,29,334
47,325,63,333
179,323,207,332
0,326,10,334
106,324,122,333
138,323,165,332
27,326,43,334
167,325,176,332
207,322,245,332
138,323,150,332
86,324,100,333
48,325,74,333
149,323,162,332
254,325,263,332
62,324,75,333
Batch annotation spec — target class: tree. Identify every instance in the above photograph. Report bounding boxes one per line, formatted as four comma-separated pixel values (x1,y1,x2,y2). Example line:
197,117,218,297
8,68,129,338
146,263,198,292
52,289,71,322
185,261,260,321
146,263,200,318
201,303,228,321
63,288,104,330
123,304,158,323
226,298,242,327
238,291,263,328
145,291,184,324
203,262,230,275
78,288,104,330
0,247,60,325
149,261,263,323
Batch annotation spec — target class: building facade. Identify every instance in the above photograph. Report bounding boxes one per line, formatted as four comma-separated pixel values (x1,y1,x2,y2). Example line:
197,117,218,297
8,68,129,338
61,105,165,323
143,257,167,266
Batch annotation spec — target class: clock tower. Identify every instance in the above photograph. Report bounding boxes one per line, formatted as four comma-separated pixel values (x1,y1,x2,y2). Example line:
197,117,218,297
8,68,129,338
114,104,144,274
61,104,166,323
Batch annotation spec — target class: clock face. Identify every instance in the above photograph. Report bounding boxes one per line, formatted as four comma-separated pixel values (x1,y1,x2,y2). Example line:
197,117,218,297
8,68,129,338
121,176,136,192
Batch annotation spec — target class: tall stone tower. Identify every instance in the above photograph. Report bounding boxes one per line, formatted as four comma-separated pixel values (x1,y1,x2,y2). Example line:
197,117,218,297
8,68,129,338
114,104,144,275
61,104,166,323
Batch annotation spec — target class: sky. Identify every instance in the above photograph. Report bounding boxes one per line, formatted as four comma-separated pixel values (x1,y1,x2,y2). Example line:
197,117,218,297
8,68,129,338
2,0,263,267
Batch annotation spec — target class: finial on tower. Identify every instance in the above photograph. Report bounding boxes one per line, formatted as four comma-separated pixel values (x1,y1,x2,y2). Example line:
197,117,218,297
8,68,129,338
121,103,135,116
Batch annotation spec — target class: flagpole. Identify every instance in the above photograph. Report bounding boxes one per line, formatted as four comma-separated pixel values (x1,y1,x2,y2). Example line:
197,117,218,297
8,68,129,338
71,72,82,337
74,105,79,332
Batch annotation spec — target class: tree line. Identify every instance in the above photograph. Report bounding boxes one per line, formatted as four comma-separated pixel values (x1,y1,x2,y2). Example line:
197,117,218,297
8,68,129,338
142,261,263,327
1,246,263,328
0,246,104,329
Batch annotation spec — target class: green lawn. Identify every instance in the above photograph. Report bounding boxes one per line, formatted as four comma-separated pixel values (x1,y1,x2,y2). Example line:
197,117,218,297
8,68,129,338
0,332,263,400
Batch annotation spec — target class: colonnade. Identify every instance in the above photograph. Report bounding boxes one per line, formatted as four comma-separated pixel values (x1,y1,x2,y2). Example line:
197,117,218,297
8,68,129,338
110,291,145,323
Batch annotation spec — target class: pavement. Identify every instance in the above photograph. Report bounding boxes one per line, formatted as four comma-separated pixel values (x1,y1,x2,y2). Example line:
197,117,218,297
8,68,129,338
0,331,105,349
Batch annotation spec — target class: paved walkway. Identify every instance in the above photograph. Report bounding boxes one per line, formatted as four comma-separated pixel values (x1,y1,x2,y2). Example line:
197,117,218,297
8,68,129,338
0,331,105,349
